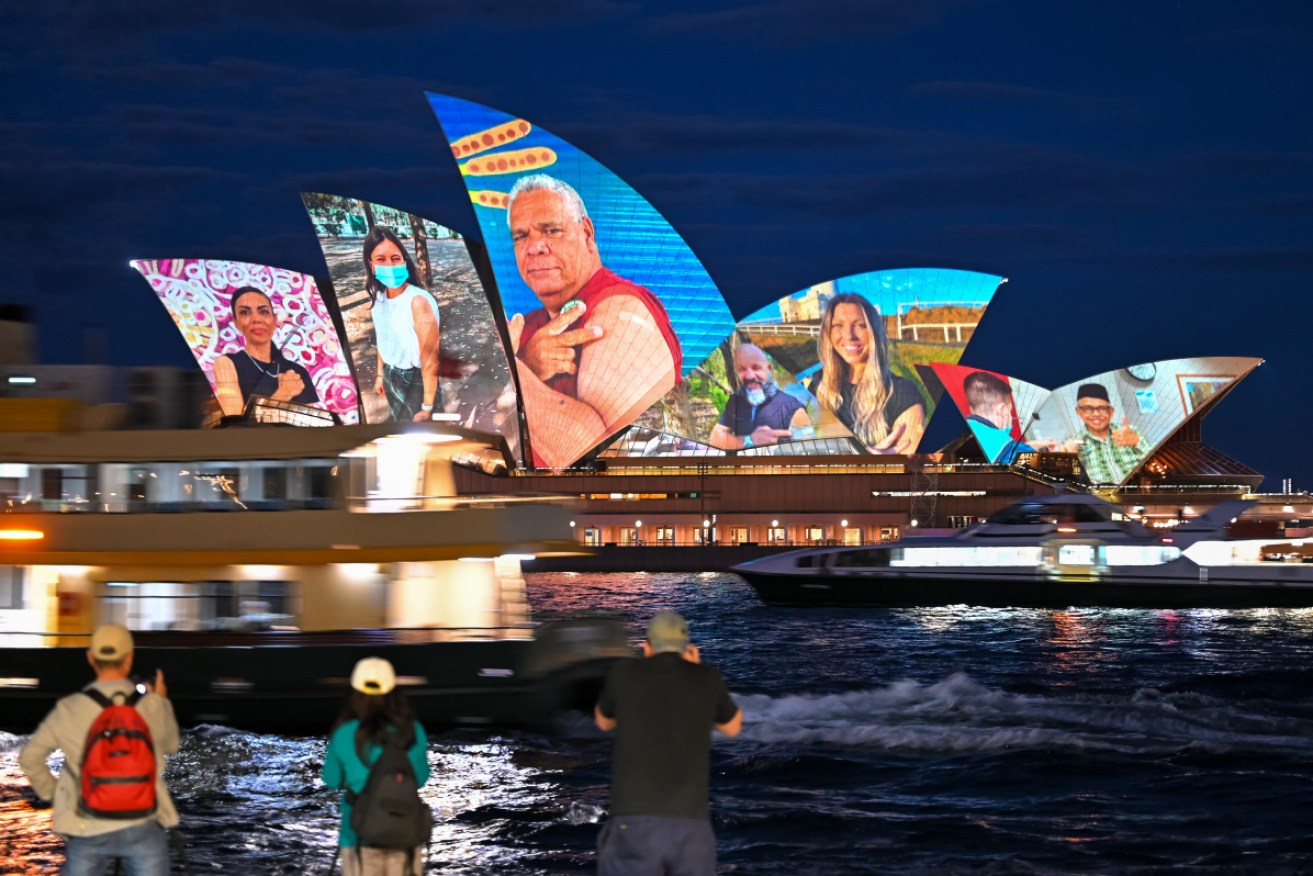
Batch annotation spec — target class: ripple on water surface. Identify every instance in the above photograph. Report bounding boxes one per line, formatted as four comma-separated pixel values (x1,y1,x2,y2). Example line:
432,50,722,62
2,574,1313,873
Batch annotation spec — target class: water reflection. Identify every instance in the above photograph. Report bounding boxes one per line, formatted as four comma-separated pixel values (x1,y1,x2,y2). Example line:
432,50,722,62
1,725,611,875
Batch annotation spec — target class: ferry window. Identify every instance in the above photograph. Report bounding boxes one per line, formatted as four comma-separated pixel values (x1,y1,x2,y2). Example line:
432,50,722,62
307,465,333,501
767,527,786,545
805,526,825,545
726,527,749,545
0,567,25,609
1057,544,1097,565
41,468,62,501
256,581,290,615
101,580,299,632
129,468,150,503
264,467,287,501
583,527,601,546
653,527,675,544
880,527,898,541
620,527,639,545
842,527,862,546
833,549,890,568
948,516,973,529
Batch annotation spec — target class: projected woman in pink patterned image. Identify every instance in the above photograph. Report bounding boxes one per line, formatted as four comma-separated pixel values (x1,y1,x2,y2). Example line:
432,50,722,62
363,227,442,422
212,286,319,416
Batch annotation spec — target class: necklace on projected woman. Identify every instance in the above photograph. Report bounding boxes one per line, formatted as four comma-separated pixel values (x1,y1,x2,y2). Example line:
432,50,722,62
244,349,281,379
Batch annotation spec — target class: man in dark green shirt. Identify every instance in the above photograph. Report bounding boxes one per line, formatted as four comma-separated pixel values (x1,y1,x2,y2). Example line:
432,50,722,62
595,611,742,875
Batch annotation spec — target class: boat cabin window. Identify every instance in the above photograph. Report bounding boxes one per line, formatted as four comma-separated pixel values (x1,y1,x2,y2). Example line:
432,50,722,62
99,579,300,632
0,568,26,610
832,549,891,568
986,502,1113,526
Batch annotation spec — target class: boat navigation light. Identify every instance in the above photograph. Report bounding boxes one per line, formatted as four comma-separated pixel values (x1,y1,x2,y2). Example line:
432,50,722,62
1057,526,1077,533
0,529,43,540
6,376,36,385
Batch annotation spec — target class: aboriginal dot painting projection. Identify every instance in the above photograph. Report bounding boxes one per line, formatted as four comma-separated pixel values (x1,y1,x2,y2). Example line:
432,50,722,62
132,259,358,423
728,268,1005,456
300,194,521,452
427,92,736,468
928,357,1261,485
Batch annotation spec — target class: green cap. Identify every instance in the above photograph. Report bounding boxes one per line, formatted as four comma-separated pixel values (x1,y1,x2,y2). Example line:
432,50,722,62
646,611,689,654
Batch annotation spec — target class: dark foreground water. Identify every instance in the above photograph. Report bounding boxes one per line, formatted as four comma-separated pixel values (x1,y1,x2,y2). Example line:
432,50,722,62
4,572,1313,874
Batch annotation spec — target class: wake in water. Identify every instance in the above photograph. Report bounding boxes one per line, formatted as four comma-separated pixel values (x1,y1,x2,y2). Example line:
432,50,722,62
732,672,1313,758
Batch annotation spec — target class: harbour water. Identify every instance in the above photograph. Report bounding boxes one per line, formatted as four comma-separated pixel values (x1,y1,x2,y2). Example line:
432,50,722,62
4,571,1313,873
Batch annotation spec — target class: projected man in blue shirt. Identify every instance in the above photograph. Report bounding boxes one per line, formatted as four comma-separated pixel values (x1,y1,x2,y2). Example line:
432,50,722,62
709,343,812,450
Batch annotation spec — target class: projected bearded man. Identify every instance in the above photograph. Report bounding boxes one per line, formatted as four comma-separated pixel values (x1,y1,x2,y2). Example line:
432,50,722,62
709,343,812,450
1060,382,1149,484
507,174,682,468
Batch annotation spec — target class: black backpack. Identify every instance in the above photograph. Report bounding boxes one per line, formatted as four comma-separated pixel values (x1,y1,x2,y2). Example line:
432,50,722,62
347,733,432,852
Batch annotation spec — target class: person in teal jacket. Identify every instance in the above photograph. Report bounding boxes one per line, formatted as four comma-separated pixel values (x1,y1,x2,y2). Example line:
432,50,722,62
322,656,431,875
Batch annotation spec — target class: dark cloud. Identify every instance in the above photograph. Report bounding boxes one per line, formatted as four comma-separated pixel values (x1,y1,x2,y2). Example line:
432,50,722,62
563,112,915,155
906,80,1140,120
651,0,985,41
35,0,640,36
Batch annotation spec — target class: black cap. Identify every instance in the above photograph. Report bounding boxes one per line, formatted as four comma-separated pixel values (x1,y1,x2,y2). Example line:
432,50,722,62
1076,383,1110,403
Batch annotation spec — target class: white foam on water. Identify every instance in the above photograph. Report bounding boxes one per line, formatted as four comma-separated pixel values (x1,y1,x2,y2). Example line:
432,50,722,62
729,672,1313,756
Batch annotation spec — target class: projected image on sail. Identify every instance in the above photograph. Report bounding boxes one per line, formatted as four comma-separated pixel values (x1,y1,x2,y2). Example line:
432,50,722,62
301,194,520,449
736,269,1004,455
427,93,735,468
132,259,358,423
1027,357,1261,486
926,363,1043,464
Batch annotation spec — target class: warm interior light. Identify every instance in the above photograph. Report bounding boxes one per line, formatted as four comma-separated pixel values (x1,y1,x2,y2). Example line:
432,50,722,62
0,529,43,540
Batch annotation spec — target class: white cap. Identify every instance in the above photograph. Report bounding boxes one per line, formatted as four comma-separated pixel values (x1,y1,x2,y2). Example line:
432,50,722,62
350,657,396,695
89,624,134,661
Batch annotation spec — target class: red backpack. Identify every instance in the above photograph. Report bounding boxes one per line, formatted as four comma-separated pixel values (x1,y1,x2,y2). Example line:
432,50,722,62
78,688,158,818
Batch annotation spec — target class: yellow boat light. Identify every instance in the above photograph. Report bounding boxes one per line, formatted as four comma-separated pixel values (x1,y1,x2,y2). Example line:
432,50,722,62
0,529,43,540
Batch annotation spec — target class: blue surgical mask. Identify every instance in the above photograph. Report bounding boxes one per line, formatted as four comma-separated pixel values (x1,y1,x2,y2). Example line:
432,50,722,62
373,264,409,287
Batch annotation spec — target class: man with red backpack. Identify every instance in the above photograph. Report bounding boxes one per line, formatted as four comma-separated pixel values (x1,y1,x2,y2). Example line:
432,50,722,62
20,623,181,875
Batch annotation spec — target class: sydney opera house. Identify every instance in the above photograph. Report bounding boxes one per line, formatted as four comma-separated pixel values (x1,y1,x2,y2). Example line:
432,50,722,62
4,94,1303,557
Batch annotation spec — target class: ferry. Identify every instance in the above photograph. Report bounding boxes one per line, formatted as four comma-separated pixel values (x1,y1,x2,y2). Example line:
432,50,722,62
733,493,1313,608
0,398,629,733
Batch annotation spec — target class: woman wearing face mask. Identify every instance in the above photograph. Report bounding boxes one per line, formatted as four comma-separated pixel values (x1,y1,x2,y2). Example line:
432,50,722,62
362,227,441,422
807,293,924,454
212,286,319,416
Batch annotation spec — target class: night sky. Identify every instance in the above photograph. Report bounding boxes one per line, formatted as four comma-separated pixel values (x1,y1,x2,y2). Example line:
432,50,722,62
3,2,1310,488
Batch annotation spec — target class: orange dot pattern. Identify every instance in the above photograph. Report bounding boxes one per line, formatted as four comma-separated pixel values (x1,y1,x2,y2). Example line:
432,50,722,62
450,120,532,160
460,147,558,177
469,190,509,210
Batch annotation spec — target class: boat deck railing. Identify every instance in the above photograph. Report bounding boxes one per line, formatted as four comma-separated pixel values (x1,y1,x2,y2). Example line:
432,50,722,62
0,625,537,649
2,492,572,515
